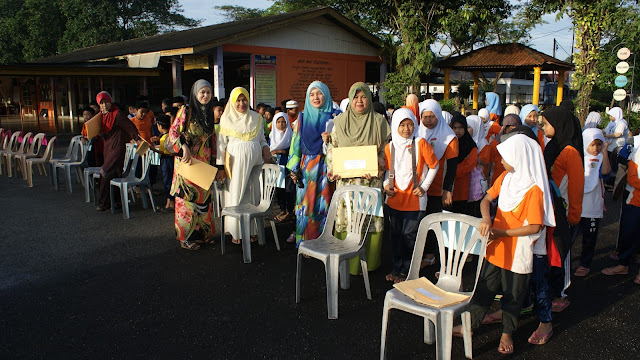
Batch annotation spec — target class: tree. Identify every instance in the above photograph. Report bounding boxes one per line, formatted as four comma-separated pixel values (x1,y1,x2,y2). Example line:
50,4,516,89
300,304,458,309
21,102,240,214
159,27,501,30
213,5,266,21
0,0,199,63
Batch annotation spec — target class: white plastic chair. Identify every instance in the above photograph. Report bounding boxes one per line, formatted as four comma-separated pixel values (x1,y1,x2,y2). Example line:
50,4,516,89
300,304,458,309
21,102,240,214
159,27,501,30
53,139,89,193
380,212,488,360
109,151,157,219
3,132,32,177
296,184,379,319
25,136,56,187
14,133,46,179
0,130,19,175
49,135,83,185
220,164,282,263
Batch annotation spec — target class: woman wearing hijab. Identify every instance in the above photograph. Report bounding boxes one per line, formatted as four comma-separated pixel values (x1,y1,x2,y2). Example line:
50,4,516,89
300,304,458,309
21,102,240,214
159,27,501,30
404,93,420,120
604,107,629,153
467,115,490,170
92,91,140,212
540,105,584,312
442,111,453,126
217,87,272,245
486,114,521,186
504,105,520,116
582,111,602,131
165,80,216,250
520,104,546,150
327,82,391,275
417,99,459,265
450,115,477,215
484,92,503,141
287,81,338,245
270,112,295,223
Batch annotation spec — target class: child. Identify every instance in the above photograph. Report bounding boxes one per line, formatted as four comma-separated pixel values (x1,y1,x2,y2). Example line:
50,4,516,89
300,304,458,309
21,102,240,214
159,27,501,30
450,114,477,215
466,115,490,217
263,106,275,138
484,92,502,142
486,114,521,186
574,129,611,276
520,104,546,150
154,114,174,209
540,106,584,312
269,112,295,223
383,108,439,283
455,134,554,355
212,99,225,135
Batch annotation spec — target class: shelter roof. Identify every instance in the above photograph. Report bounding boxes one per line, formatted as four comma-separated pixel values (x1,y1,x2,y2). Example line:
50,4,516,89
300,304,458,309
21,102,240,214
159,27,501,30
34,7,382,64
437,43,573,72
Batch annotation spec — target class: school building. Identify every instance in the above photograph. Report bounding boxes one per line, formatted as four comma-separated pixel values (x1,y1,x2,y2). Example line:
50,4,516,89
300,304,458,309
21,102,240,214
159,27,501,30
0,7,384,135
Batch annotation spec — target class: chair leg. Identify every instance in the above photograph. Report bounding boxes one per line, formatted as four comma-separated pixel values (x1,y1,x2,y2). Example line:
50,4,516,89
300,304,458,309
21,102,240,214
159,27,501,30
110,183,116,214
84,171,91,202
241,215,252,263
295,251,303,303
6,155,13,177
326,254,340,319
339,260,350,290
121,185,130,219
435,311,454,360
461,311,473,359
52,165,59,190
380,298,391,360
360,254,372,300
220,215,226,255
65,166,72,193
270,220,280,251
255,217,266,246
145,185,156,212
424,318,436,345
27,162,33,187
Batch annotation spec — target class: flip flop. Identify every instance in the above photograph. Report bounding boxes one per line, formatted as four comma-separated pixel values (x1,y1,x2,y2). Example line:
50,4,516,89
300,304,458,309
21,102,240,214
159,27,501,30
482,313,502,325
573,266,590,277
385,273,398,282
552,300,570,313
602,266,629,276
528,329,553,345
498,339,514,355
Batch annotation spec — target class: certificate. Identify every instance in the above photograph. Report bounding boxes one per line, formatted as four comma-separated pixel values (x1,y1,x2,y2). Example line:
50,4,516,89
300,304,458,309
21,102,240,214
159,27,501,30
332,145,378,178
176,158,218,190
84,113,102,139
135,140,150,156
393,277,469,308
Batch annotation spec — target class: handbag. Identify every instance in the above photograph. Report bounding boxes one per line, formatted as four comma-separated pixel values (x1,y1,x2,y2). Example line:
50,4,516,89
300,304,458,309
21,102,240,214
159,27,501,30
468,167,485,202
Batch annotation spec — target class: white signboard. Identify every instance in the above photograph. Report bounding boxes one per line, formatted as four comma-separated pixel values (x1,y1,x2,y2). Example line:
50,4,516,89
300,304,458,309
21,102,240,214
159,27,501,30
613,89,627,101
617,47,631,61
616,61,630,74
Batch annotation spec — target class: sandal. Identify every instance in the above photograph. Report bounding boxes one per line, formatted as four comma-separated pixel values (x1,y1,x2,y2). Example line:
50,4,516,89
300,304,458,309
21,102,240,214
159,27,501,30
602,266,629,276
274,211,286,221
195,237,215,245
277,212,294,223
385,273,398,282
551,299,570,313
573,266,590,277
231,238,241,245
180,239,200,251
394,274,407,284
250,235,258,243
482,312,502,325
498,338,514,355
286,233,296,243
528,329,553,345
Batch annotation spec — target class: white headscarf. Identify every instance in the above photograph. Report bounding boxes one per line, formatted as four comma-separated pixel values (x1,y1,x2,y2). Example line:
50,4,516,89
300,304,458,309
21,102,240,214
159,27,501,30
496,134,555,227
478,108,490,122
442,111,453,126
466,115,488,152
391,108,419,190
339,98,349,113
418,99,456,159
504,105,520,116
607,107,628,133
583,112,602,131
269,112,292,151
626,135,640,202
582,128,605,193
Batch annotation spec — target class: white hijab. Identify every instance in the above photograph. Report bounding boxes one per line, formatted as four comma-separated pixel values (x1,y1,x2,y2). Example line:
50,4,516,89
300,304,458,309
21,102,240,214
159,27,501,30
582,128,604,193
496,134,555,227
269,112,292,151
391,108,420,190
418,99,456,159
478,108,490,122
583,112,602,130
466,115,488,152
607,107,628,133
339,98,349,113
626,135,640,202
442,111,453,126
504,105,520,116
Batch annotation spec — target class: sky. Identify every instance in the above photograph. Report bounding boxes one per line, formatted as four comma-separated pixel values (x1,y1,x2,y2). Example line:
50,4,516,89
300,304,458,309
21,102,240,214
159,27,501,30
179,0,575,58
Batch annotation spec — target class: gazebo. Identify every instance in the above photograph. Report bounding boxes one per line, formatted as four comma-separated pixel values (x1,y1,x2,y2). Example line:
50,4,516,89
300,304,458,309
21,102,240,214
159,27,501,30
436,43,574,110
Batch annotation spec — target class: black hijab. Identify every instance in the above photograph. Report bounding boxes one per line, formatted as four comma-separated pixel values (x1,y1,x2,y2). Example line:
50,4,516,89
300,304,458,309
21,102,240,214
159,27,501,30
542,106,584,173
451,114,477,162
188,79,215,133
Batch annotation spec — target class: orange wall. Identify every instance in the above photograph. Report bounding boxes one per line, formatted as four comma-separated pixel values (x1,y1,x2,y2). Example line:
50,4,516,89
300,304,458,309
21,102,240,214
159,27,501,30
223,44,381,109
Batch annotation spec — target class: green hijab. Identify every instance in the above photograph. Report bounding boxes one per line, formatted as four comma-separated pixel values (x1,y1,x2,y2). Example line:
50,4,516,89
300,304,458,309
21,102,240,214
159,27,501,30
333,82,390,147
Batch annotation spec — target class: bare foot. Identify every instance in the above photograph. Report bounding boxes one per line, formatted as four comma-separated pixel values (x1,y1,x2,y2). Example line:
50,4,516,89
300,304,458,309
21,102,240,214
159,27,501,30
498,333,514,354
482,310,502,324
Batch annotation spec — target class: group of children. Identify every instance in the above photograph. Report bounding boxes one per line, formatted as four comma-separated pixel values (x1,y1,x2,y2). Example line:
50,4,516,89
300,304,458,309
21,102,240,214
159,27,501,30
382,94,638,355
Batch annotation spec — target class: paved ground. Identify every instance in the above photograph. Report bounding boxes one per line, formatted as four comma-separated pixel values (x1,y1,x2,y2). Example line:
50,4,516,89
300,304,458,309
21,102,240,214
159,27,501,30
1,144,639,359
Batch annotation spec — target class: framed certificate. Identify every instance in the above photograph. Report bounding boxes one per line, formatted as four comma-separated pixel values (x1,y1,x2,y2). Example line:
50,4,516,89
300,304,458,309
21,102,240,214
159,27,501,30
332,145,378,178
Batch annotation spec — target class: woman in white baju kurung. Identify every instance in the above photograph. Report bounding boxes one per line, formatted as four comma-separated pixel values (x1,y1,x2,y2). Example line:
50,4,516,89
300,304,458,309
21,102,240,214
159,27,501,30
217,87,271,243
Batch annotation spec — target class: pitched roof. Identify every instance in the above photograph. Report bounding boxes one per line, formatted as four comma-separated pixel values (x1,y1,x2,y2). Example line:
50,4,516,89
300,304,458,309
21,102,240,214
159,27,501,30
437,43,573,72
35,7,382,64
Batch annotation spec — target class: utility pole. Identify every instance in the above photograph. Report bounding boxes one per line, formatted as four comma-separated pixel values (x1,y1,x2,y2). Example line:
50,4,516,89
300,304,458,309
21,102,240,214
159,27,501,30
552,38,556,83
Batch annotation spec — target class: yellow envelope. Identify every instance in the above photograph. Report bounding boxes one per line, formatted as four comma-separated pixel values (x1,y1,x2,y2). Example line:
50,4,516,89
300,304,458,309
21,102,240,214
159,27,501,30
393,277,469,308
224,152,232,179
84,113,102,139
135,141,150,156
331,145,378,178
176,158,218,190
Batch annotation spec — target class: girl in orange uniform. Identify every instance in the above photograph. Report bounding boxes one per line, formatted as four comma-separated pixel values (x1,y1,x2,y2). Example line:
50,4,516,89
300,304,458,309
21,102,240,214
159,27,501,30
450,114,477,215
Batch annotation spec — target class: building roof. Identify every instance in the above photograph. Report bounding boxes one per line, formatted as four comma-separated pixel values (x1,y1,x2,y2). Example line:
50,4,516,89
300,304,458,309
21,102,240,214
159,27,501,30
0,62,159,76
436,43,573,72
35,7,382,64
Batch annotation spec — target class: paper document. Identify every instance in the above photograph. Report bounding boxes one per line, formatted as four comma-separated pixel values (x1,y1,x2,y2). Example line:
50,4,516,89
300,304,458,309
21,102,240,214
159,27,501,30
331,145,378,178
84,113,102,139
176,158,218,190
393,277,469,308
135,141,150,156
325,119,334,134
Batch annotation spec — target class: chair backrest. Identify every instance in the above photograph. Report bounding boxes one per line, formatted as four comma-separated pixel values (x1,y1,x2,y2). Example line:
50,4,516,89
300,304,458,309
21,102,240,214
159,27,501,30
7,131,20,152
138,150,154,182
41,136,56,161
17,132,33,153
408,213,488,294
65,135,83,160
321,185,379,246
28,133,46,156
256,164,282,209
123,144,136,174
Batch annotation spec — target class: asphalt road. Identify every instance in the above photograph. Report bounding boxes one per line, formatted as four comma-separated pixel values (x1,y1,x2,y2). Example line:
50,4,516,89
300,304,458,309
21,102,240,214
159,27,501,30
1,148,639,359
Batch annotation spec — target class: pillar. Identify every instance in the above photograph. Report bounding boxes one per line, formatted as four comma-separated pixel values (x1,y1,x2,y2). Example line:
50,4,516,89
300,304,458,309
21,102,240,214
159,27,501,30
172,55,183,97
142,77,148,96
556,70,565,106
473,71,479,112
533,66,541,106
213,47,225,100
249,53,255,108
505,78,512,104
50,76,58,136
444,68,451,100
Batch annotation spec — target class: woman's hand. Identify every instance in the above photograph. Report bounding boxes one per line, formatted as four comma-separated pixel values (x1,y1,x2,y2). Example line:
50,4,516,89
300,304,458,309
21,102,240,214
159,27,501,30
290,172,298,183
321,132,331,143
412,187,425,197
327,171,341,182
150,136,159,143
479,218,492,237
181,144,191,164
362,173,373,180
384,184,396,197
442,190,453,207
